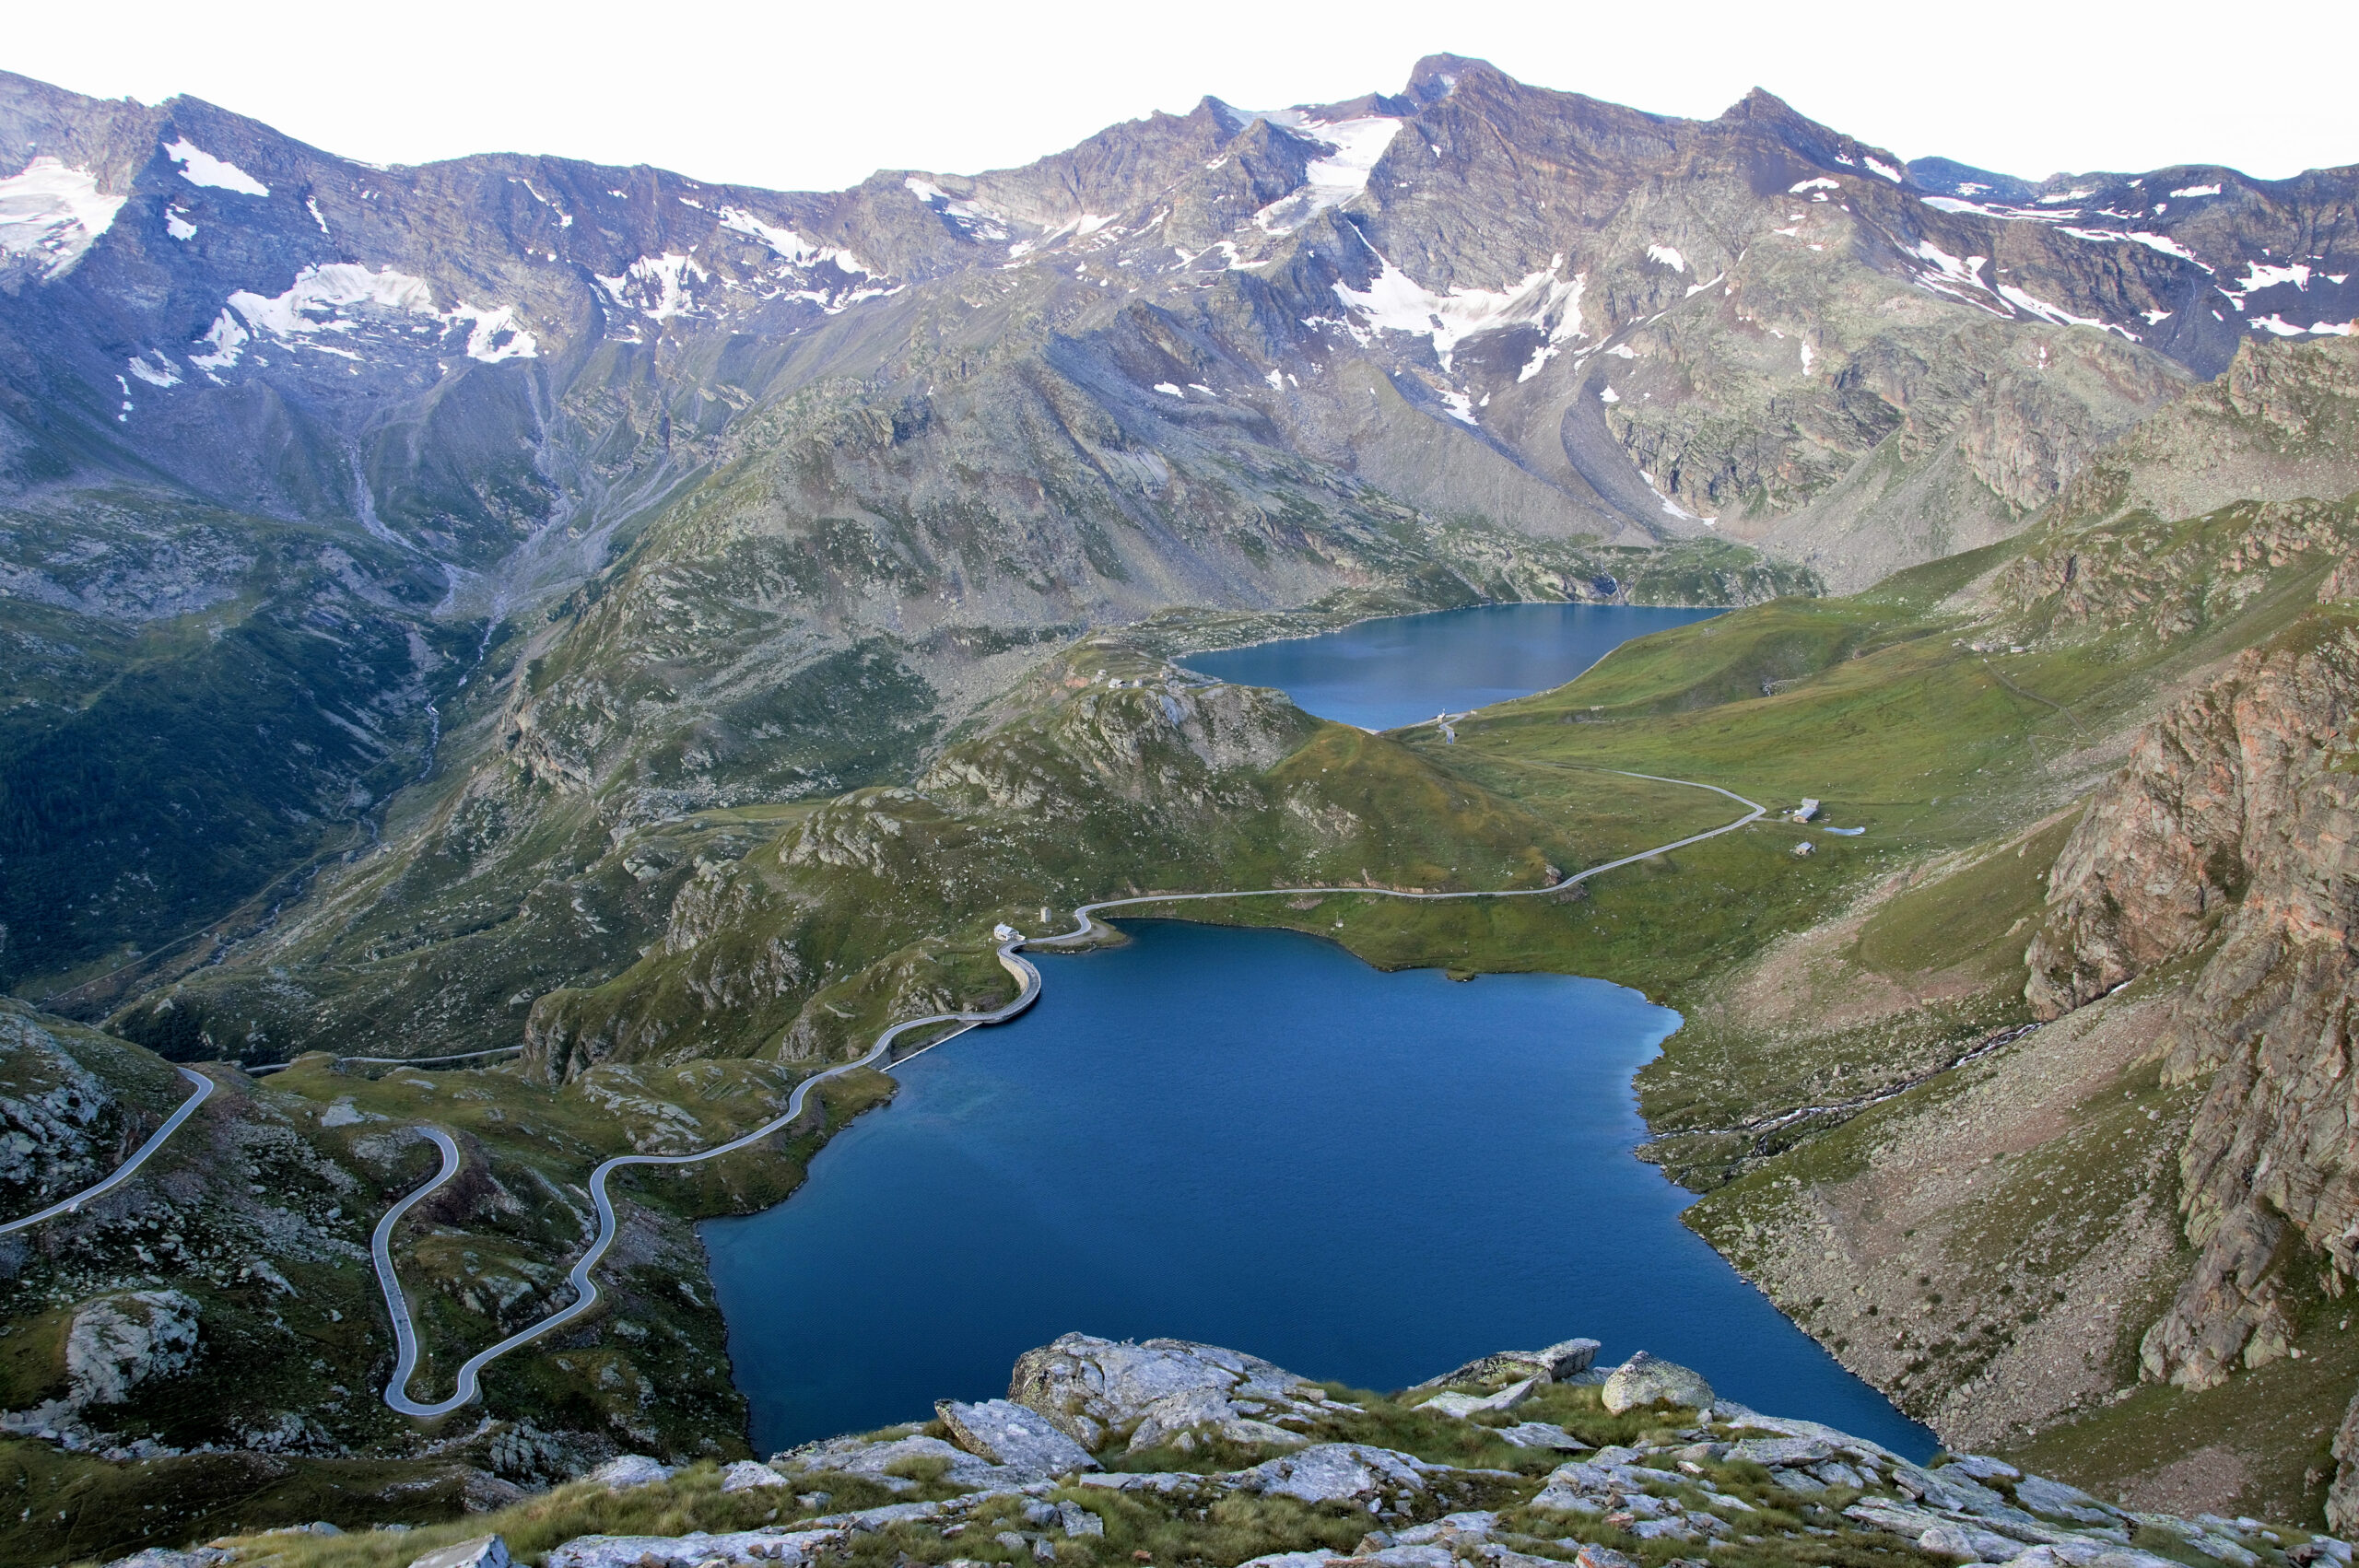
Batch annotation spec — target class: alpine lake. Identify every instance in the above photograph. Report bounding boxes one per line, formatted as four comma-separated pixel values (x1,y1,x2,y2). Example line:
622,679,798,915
703,603,1935,1458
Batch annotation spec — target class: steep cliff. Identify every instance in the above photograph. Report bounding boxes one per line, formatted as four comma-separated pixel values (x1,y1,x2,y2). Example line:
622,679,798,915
2024,604,2359,1525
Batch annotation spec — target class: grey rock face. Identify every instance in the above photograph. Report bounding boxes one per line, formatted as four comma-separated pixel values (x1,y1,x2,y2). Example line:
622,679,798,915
771,1432,1027,1492
545,1527,841,1568
719,1460,789,1492
935,1398,1097,1476
1728,1435,1837,1467
1007,1331,1325,1452
1494,1421,1588,1450
585,1454,674,1490
521,1333,2342,1568
64,1289,199,1407
1413,1337,1600,1390
0,1012,116,1206
1235,1443,1429,1505
405,1538,511,1568
1417,1375,1540,1418
1599,1352,1714,1414
2012,1474,2113,1525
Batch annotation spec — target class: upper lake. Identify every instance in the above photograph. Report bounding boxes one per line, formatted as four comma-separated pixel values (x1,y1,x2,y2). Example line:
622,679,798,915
703,920,1935,1459
1181,602,1722,731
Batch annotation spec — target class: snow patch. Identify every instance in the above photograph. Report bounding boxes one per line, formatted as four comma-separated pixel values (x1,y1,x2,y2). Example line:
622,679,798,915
188,263,536,370
2169,183,2221,198
2060,227,2208,267
1906,240,2011,318
718,207,877,275
2230,260,2311,295
1252,115,1403,233
2250,315,2353,338
448,304,538,362
165,138,268,197
125,353,182,388
1863,157,1905,182
1154,382,1184,397
1598,385,1619,403
0,158,126,280
1920,195,2072,225
1645,244,1686,273
1516,266,1588,381
905,177,1009,240
188,309,249,371
596,253,708,321
1995,282,2134,338
1332,248,1587,373
1789,177,1840,193
229,263,436,338
306,196,329,234
165,208,195,240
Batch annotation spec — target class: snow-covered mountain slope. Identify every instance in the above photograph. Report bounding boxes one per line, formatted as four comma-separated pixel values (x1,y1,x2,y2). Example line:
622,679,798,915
4,54,2355,998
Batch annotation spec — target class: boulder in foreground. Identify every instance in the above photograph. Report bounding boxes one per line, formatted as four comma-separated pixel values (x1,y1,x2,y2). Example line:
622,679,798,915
1009,1331,1330,1452
1601,1351,1714,1414
406,1538,510,1568
936,1397,1098,1476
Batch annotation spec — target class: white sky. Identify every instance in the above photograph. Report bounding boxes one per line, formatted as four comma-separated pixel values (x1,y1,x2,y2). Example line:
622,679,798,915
7,0,2352,191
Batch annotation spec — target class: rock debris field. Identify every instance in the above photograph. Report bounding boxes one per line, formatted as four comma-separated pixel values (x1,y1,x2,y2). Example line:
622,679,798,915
169,1331,2350,1568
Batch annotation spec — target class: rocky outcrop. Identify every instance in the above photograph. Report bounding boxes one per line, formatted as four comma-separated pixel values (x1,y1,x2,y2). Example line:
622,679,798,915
484,1334,2341,1568
1007,1332,1332,1453
407,1539,511,1568
934,1398,1098,1477
2018,609,2359,1522
65,1290,201,1407
1413,1338,1601,1390
1599,1353,1714,1415
2036,336,2359,542
0,1008,123,1211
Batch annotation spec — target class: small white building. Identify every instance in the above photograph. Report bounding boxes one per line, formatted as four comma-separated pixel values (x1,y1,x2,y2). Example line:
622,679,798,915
1792,841,1815,858
992,923,1021,942
1792,798,1821,823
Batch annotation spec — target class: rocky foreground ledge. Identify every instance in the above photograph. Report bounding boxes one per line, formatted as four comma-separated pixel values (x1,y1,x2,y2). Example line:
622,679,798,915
136,1335,2341,1568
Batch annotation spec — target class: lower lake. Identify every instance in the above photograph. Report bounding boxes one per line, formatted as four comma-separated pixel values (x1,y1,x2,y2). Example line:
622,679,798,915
1180,602,1722,731
703,921,1935,1459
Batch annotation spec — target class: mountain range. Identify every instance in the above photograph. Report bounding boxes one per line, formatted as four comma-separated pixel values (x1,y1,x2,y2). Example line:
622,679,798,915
5,53,2359,1566
6,53,2355,1001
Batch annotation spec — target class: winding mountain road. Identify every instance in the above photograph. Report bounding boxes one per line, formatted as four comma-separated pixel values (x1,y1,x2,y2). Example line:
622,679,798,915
377,944,1045,1418
371,768,1766,1417
0,1067,214,1237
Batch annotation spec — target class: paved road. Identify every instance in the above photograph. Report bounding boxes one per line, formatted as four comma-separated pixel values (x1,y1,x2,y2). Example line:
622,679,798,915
377,943,1043,1418
1033,770,1766,946
0,1067,215,1235
373,769,1764,1417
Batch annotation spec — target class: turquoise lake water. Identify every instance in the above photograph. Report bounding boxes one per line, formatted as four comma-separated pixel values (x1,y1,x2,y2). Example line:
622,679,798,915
1181,602,1721,731
701,603,1932,1459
